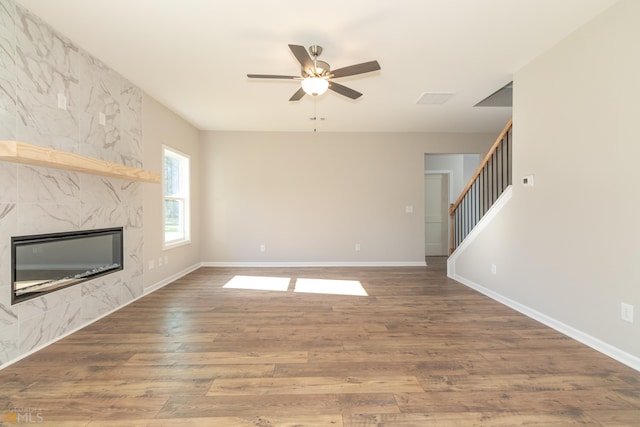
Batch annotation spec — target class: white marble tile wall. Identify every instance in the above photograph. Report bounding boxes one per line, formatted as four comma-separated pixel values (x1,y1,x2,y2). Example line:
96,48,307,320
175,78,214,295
0,0,16,141
0,203,18,309
15,5,81,153
78,56,143,169
0,0,145,367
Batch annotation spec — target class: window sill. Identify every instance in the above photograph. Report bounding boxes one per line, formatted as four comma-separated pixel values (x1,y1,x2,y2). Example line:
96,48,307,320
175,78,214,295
163,239,192,250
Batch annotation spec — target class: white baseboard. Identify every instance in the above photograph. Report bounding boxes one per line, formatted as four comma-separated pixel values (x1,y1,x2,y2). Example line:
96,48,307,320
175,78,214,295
201,261,427,268
143,262,201,294
446,185,639,372
450,272,640,372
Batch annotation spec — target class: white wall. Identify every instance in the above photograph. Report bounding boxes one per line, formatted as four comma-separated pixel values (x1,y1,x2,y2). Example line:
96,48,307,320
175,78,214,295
142,94,201,289
425,154,481,204
462,154,481,184
201,131,494,265
450,0,640,366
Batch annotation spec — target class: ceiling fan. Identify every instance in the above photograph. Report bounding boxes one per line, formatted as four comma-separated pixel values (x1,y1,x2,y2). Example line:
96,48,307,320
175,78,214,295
247,44,381,101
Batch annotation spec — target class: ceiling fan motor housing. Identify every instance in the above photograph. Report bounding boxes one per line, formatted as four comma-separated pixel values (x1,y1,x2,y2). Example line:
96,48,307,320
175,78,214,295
305,60,330,77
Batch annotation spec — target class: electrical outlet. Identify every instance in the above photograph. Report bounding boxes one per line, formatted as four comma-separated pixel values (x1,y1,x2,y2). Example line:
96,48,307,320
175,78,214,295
260,244,266,252
148,260,155,270
355,243,361,252
164,255,169,265
491,264,497,275
99,112,106,126
621,303,634,323
158,257,163,267
405,205,414,214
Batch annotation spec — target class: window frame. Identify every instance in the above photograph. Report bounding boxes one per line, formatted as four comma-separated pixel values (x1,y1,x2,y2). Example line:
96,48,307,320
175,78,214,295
162,145,191,249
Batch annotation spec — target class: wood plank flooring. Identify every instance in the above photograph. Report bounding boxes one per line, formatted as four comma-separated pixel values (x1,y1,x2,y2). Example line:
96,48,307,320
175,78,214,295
1,257,639,426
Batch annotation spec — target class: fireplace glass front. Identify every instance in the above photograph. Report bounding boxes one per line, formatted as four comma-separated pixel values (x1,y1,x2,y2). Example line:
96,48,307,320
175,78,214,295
11,227,124,304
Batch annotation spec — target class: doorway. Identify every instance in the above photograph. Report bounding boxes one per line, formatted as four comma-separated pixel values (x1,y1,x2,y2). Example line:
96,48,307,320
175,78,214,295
424,153,481,257
424,173,450,256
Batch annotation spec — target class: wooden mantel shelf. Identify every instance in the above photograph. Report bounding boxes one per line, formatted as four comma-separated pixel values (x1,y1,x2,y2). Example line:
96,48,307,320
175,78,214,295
0,140,160,183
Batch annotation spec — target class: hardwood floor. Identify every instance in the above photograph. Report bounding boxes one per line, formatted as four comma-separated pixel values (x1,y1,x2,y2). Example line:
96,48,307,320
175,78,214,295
1,258,639,426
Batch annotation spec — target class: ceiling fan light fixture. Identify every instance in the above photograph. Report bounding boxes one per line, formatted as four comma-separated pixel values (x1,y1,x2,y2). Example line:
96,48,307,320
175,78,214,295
301,77,328,96
248,44,380,101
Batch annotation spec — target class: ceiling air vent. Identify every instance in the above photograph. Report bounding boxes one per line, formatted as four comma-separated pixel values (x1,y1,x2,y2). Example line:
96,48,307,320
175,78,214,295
416,92,455,105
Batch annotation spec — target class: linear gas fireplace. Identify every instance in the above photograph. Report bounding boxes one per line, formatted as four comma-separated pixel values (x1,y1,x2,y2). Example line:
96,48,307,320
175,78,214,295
11,227,123,304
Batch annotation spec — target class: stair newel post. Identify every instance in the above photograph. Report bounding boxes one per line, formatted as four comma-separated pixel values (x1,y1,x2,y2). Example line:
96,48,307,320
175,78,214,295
449,203,455,255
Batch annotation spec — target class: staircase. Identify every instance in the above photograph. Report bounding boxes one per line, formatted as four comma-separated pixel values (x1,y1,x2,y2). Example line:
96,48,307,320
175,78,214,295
449,119,513,254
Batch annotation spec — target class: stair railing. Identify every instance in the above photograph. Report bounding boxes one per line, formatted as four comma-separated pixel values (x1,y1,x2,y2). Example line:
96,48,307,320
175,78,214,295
449,119,513,254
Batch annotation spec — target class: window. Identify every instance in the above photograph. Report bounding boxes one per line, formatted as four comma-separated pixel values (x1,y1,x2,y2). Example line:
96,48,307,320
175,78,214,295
163,146,190,247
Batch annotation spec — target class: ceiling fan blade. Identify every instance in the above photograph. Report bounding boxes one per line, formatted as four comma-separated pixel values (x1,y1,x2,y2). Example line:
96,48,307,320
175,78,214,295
328,81,362,99
289,87,306,101
288,44,314,74
331,60,381,79
247,74,299,79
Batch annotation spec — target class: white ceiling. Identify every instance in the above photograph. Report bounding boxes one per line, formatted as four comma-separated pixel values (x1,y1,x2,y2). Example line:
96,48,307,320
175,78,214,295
16,0,619,134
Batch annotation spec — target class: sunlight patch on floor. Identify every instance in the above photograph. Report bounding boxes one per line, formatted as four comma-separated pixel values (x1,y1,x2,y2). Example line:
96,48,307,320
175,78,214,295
223,275,291,292
294,278,368,296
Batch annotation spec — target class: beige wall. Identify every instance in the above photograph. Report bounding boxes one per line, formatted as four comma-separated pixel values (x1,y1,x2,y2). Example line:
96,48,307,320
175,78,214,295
142,94,201,288
200,131,494,265
451,0,640,363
